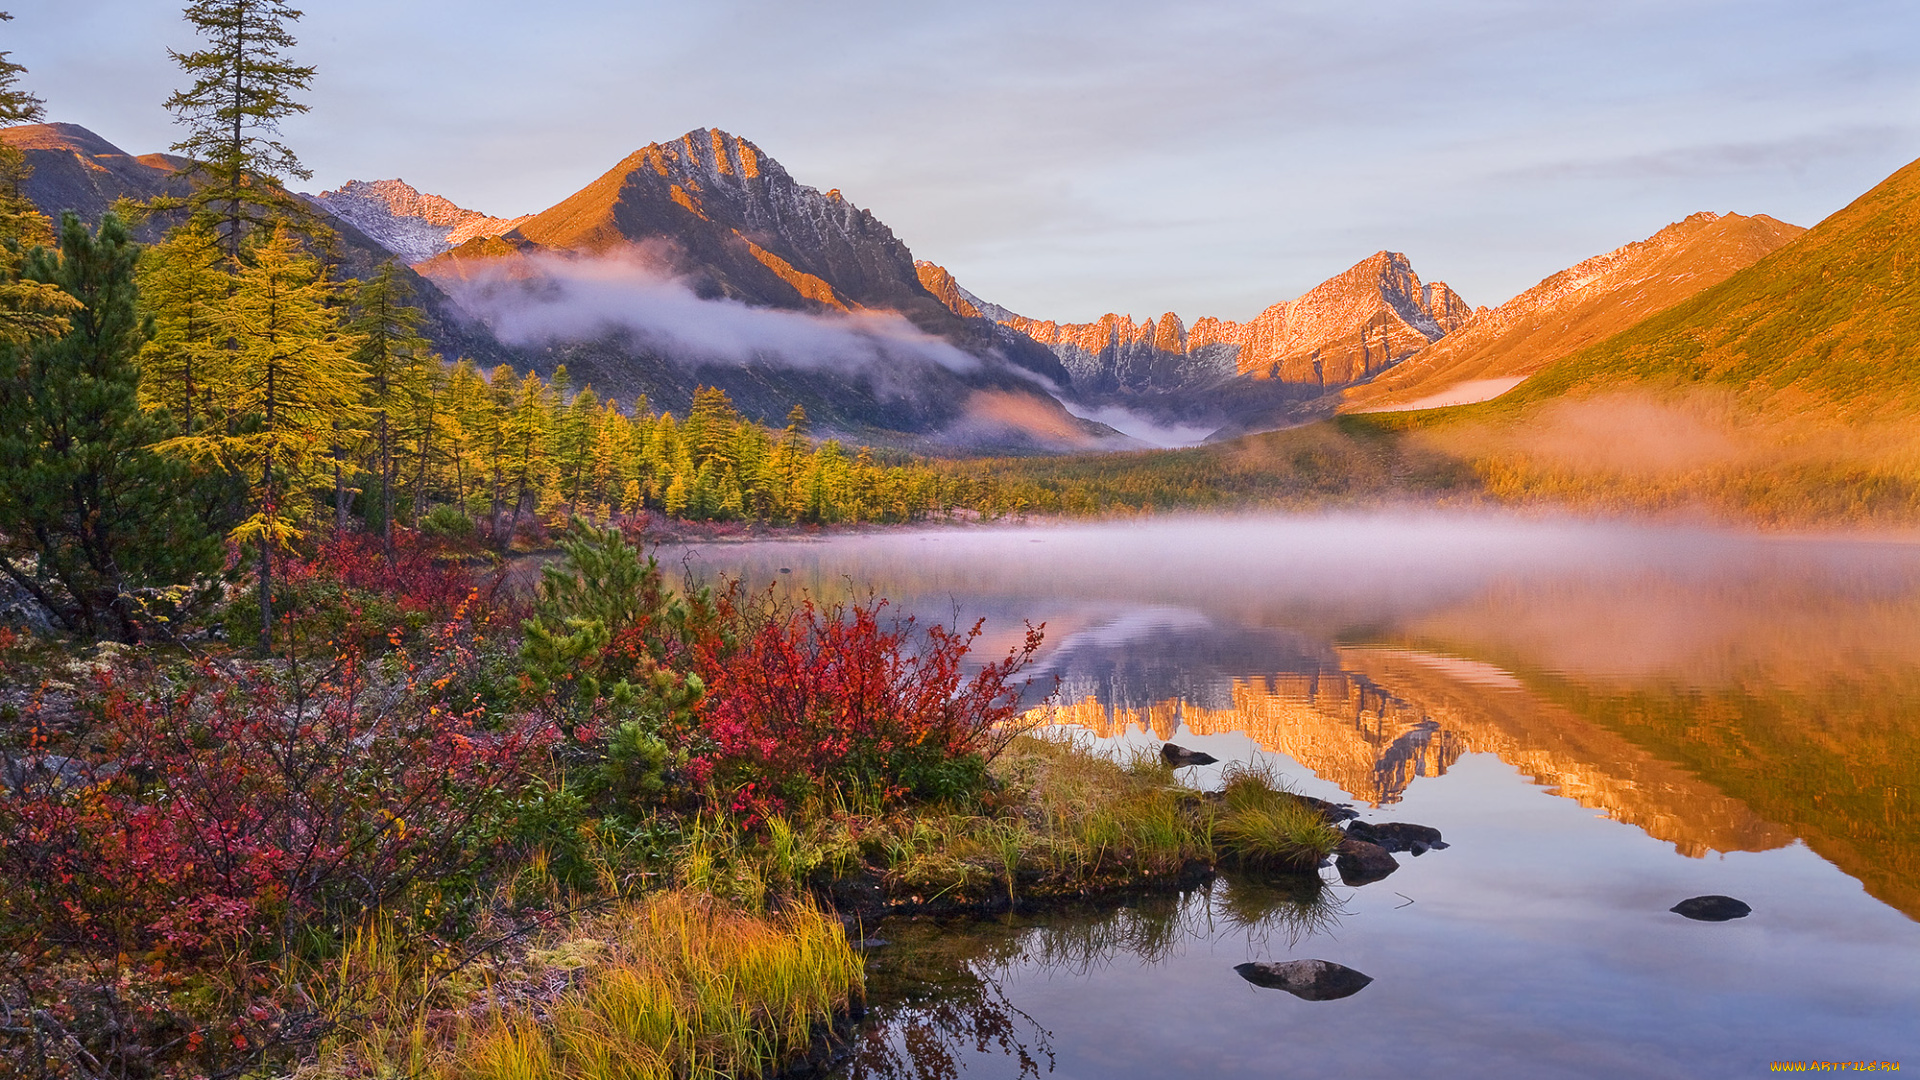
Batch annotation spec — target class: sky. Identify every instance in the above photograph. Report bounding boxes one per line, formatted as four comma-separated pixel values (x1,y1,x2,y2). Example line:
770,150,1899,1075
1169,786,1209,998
11,0,1920,322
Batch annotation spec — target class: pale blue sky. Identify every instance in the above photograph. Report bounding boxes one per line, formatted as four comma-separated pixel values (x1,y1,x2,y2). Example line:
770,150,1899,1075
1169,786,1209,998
12,1,1920,321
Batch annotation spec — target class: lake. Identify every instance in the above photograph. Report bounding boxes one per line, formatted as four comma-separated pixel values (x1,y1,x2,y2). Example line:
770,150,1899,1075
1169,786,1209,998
663,512,1920,1078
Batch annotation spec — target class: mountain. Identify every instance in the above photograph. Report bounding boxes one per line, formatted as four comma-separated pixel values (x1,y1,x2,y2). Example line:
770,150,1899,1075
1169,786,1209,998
1506,155,1920,417
421,129,1067,380
0,122,514,369
308,179,529,265
407,128,1104,449
1342,212,1805,413
924,250,1471,394
0,122,192,223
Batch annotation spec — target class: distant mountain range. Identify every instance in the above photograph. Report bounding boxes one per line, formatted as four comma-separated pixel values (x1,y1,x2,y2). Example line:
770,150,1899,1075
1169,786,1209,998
12,118,1885,452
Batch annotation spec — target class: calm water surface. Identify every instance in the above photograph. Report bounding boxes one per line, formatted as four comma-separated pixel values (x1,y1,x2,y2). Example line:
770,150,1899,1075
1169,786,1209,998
665,513,1920,1079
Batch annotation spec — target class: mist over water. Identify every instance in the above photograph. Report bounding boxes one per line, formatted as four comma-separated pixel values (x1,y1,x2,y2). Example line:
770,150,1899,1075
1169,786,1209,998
666,511,1920,1077
669,510,1920,683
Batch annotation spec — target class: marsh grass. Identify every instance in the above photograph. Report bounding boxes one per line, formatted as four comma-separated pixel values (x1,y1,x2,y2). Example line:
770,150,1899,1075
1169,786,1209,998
445,892,861,1080
1208,761,1343,871
664,734,1335,912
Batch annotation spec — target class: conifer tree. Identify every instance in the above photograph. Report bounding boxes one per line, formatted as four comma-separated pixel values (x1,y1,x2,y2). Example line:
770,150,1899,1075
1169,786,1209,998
480,364,516,539
136,221,226,433
442,359,489,510
164,0,318,257
160,226,364,651
501,369,549,541
349,264,431,555
0,12,44,127
0,15,68,338
0,213,221,640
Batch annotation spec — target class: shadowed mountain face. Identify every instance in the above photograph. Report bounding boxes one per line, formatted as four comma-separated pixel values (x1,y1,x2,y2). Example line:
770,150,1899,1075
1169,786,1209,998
1,122,192,224
1343,211,1805,413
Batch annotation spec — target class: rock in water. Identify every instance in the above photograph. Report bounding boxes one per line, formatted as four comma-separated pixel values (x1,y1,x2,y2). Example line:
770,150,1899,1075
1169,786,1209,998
1671,895,1752,922
1161,743,1219,767
1298,794,1359,823
1334,837,1399,886
1235,960,1374,1001
1345,820,1446,853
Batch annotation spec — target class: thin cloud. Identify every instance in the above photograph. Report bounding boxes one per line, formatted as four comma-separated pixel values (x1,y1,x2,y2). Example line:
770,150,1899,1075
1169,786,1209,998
440,248,983,376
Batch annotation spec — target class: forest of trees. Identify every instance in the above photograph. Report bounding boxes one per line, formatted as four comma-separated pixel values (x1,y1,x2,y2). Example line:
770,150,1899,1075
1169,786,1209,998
0,0,1070,648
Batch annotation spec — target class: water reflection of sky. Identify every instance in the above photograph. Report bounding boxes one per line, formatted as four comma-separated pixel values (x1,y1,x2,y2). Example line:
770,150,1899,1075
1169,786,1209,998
665,514,1920,1076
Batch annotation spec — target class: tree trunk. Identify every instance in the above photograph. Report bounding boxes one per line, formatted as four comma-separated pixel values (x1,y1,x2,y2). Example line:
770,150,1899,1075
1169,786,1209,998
333,442,350,531
258,456,274,656
380,411,394,562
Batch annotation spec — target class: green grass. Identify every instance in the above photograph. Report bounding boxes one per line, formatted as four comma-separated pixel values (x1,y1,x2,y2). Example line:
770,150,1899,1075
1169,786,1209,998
1211,762,1344,870
663,734,1340,913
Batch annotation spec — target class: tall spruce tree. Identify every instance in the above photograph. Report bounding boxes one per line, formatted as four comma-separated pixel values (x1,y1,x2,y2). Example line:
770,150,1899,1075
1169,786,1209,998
0,213,221,641
163,0,316,258
0,11,44,126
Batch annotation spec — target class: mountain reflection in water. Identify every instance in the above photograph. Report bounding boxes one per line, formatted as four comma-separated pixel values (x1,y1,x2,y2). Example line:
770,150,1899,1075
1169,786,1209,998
670,515,1920,919
666,515,1920,1076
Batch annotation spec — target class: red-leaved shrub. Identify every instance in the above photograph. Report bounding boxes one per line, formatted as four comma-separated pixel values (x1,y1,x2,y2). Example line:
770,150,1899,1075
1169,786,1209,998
0,601,556,1079
693,599,1042,818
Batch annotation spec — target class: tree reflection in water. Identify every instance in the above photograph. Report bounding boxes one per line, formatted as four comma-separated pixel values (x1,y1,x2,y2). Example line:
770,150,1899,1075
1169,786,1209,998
837,873,1344,1079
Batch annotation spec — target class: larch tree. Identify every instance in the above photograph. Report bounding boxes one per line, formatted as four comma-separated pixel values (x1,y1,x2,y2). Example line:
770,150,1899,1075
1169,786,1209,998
163,0,317,258
480,364,516,540
136,221,227,433
501,369,550,541
348,262,431,557
160,226,364,652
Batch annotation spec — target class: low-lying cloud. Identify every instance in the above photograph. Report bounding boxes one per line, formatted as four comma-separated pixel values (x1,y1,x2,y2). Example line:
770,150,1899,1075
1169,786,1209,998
442,248,982,376
1068,403,1217,448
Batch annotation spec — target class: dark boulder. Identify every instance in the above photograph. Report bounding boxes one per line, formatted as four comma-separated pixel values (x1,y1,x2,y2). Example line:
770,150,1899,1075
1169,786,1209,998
1334,838,1399,886
1235,959,1373,1001
1344,820,1446,853
1671,895,1752,922
1161,743,1219,767
1298,794,1359,824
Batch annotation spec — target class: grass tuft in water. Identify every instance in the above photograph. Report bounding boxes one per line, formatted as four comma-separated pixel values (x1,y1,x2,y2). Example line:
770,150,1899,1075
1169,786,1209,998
1211,761,1343,870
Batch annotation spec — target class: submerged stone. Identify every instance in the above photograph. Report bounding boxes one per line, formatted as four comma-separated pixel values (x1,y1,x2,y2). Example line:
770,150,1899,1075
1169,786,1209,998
1161,742,1219,767
1335,837,1399,886
1671,895,1752,922
1235,959,1374,1000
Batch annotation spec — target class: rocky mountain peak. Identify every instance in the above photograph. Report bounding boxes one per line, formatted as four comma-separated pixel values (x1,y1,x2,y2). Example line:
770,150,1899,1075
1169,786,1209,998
310,179,530,265
916,251,1470,393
